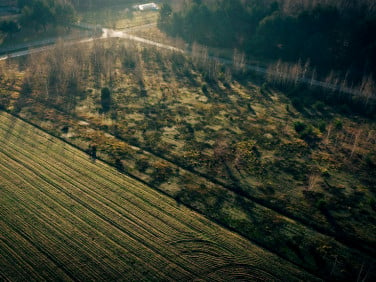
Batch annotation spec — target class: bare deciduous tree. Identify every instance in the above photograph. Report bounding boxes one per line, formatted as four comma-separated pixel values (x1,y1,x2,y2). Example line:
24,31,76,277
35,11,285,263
323,123,332,145
350,129,362,159
307,174,319,190
357,74,376,108
191,42,209,69
232,49,246,74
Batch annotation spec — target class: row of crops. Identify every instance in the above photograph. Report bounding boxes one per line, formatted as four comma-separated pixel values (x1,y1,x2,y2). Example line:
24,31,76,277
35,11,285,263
0,111,317,281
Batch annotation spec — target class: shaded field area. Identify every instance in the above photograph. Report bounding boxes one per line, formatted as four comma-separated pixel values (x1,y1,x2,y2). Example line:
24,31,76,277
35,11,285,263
0,111,318,281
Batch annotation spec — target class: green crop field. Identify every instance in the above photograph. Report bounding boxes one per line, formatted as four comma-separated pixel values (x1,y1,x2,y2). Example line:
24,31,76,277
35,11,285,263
0,111,318,281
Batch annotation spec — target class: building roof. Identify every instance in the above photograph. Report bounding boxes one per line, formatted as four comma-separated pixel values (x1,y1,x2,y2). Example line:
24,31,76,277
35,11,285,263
138,3,159,11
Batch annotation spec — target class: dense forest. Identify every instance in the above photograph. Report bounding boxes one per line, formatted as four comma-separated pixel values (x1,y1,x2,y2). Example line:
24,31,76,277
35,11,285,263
1,0,140,34
0,0,77,33
159,0,376,82
69,0,138,10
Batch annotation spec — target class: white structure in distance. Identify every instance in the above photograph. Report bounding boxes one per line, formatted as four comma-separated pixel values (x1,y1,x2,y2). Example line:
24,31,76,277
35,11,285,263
133,3,159,11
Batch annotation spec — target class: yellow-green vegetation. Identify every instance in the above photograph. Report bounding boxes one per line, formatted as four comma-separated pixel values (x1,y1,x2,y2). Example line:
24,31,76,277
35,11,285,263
81,6,158,29
1,38,375,280
0,111,318,281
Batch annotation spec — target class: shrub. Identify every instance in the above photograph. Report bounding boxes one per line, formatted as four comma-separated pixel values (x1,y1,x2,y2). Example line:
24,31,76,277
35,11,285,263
294,121,307,133
313,101,325,112
0,93,11,110
123,57,136,69
101,87,111,112
339,104,351,114
334,119,343,130
318,121,327,133
316,199,327,210
365,153,376,168
223,81,231,88
140,88,147,97
370,198,376,211
260,82,269,95
151,161,174,184
294,121,319,143
201,83,208,94
115,159,124,172
291,97,303,110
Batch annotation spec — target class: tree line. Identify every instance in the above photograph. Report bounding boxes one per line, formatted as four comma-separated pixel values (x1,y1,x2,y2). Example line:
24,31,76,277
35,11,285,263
17,0,76,31
69,0,137,10
0,0,76,38
1,0,142,37
159,0,376,83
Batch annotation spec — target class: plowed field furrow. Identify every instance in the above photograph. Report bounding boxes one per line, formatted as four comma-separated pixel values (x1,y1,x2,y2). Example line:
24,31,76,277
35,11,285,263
1,216,82,282
206,263,279,282
0,150,200,280
0,114,210,237
0,116,237,251
0,151,195,281
1,195,112,281
0,111,319,281
0,140,178,241
0,176,140,281
0,160,168,281
0,234,46,281
0,218,78,282
1,137,240,268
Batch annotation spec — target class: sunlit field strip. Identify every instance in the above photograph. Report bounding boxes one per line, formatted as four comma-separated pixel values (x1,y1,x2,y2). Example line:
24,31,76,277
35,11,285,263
0,147,240,278
1,187,120,281
0,111,319,281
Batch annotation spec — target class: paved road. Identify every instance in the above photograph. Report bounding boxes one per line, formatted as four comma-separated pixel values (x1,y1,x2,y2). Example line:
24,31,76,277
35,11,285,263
0,37,95,61
0,24,180,61
101,27,182,52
